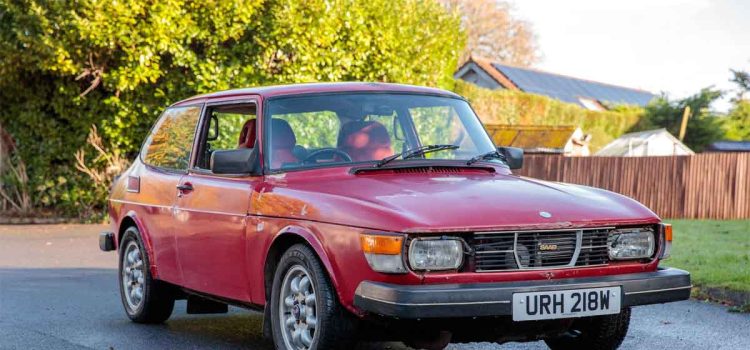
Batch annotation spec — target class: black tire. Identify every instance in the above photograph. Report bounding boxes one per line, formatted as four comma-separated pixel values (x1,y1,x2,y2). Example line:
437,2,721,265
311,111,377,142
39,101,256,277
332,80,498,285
270,244,355,350
118,226,175,324
545,307,631,350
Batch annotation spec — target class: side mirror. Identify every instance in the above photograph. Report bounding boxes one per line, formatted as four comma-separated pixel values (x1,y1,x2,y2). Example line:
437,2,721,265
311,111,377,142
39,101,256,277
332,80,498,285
210,148,259,175
498,146,523,170
206,115,219,141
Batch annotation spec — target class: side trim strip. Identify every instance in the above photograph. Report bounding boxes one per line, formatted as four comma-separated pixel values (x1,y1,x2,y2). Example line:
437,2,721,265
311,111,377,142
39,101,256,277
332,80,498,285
109,199,172,210
174,207,246,218
110,199,247,218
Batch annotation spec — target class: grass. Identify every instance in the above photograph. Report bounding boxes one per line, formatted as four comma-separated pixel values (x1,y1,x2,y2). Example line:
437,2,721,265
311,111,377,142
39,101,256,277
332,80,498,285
665,219,750,293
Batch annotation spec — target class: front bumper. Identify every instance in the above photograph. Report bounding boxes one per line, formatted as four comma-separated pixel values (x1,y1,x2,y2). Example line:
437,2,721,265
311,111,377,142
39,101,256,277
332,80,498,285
354,267,691,319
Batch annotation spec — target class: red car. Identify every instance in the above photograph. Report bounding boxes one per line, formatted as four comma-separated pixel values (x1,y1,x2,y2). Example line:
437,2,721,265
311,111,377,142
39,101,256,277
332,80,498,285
101,83,690,350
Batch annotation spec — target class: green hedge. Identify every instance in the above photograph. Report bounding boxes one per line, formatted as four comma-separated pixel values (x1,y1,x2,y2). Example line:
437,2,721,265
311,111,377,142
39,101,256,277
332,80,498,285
453,81,644,151
0,0,463,219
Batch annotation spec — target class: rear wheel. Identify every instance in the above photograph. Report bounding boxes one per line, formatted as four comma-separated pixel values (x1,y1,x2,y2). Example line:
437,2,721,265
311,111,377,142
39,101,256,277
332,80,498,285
544,307,631,350
270,244,355,350
119,226,175,323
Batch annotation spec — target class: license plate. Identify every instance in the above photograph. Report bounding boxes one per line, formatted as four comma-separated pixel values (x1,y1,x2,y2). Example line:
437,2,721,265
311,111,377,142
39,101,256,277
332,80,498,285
512,286,621,321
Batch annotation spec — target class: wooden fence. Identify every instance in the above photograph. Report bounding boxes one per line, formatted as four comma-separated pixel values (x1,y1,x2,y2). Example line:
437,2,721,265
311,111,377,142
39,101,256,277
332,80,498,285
515,153,750,219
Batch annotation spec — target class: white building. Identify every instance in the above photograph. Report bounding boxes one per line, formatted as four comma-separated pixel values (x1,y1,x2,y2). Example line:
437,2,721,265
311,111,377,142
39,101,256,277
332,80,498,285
595,128,694,157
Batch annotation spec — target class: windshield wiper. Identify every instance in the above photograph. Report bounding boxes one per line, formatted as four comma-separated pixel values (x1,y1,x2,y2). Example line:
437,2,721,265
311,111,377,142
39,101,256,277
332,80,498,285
466,150,506,165
376,144,459,168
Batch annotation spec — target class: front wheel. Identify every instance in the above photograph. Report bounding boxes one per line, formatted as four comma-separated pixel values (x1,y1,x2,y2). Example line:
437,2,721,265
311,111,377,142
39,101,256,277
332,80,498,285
119,226,175,323
545,307,631,350
270,244,355,350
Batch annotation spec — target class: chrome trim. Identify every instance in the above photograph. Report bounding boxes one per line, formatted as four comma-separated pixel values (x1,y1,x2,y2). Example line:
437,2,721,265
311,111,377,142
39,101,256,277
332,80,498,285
109,199,247,218
474,227,616,235
174,207,247,218
108,199,172,210
624,285,693,295
569,230,583,266
475,249,514,255
357,294,511,306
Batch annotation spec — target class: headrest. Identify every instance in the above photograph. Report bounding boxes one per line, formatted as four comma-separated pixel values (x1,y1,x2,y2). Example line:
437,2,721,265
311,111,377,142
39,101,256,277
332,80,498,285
337,121,391,149
271,118,297,149
237,119,257,148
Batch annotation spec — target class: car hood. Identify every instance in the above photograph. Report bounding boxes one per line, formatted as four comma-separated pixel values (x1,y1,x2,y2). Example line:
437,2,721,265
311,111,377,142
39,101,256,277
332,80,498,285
254,168,659,233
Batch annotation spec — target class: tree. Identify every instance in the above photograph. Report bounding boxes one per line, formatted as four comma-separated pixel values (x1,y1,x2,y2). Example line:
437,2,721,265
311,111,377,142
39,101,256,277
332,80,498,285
724,68,750,140
724,100,750,141
440,0,539,66
0,0,463,217
730,69,750,102
633,88,726,152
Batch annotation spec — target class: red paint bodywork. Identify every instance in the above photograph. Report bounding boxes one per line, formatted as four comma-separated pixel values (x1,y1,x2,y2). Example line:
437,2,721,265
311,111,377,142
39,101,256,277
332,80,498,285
108,83,662,316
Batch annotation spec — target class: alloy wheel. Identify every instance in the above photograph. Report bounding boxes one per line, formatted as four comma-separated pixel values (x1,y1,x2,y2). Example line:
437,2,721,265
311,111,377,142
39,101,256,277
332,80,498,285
278,265,318,349
122,240,145,311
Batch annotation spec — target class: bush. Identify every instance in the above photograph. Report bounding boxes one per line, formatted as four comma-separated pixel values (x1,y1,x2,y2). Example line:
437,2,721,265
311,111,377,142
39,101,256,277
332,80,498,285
453,81,644,151
0,0,463,218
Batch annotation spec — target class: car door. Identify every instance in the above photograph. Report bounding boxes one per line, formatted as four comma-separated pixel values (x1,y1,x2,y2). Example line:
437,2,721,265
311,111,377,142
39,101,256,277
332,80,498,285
136,105,203,285
174,100,261,301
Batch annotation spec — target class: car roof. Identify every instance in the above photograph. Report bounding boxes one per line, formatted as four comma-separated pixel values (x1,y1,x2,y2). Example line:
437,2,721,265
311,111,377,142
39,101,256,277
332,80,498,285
171,82,463,106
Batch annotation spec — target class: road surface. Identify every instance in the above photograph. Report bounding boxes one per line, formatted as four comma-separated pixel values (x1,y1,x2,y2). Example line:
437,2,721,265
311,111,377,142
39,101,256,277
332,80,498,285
1,224,749,349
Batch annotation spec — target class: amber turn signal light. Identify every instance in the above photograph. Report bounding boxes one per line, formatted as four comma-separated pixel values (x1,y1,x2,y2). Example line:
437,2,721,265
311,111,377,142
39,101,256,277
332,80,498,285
664,223,673,242
660,223,672,259
360,234,403,255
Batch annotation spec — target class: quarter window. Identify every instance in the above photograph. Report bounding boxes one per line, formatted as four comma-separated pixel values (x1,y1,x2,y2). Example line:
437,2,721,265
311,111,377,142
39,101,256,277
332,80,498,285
142,106,201,170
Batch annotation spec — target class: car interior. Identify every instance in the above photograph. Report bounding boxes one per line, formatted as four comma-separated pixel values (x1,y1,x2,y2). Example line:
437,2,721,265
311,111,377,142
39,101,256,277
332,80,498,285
198,95,478,173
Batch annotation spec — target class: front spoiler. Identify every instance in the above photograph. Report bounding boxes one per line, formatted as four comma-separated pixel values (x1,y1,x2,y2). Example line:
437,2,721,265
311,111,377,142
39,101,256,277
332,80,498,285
354,267,691,319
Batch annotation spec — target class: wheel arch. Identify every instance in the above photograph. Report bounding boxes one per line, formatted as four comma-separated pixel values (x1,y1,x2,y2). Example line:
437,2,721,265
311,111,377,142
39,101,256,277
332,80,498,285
117,211,158,278
262,226,342,305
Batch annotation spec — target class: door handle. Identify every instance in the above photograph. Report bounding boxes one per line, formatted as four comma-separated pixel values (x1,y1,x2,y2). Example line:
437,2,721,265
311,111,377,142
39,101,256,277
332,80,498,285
176,183,194,192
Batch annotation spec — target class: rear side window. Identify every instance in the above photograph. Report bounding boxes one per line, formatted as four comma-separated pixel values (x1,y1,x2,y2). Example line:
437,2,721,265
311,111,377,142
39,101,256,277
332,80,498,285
142,106,201,170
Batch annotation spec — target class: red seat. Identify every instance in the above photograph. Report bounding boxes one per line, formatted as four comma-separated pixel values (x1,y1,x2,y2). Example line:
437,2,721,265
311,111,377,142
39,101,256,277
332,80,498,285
237,119,257,149
270,119,298,168
338,121,393,162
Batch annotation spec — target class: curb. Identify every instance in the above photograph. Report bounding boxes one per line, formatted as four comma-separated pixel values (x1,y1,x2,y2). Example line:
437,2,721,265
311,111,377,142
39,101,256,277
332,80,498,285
692,286,750,310
0,217,77,225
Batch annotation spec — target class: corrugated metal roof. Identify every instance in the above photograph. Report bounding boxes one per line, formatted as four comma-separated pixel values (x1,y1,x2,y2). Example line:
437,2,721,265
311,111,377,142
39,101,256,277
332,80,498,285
485,124,578,153
491,63,655,107
706,141,750,152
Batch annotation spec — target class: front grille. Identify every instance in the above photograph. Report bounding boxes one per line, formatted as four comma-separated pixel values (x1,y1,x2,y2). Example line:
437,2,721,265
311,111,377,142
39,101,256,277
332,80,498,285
471,228,612,272
576,228,610,266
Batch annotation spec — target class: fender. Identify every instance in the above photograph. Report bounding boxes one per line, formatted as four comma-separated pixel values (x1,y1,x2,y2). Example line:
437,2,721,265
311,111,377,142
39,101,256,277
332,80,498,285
118,210,159,278
264,225,347,309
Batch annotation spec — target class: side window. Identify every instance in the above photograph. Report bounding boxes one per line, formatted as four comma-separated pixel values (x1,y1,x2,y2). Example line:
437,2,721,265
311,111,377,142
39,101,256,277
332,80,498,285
196,103,257,170
142,106,201,170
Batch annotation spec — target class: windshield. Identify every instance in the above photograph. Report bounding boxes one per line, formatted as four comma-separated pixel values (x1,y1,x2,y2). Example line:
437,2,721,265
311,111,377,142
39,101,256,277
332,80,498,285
265,93,498,171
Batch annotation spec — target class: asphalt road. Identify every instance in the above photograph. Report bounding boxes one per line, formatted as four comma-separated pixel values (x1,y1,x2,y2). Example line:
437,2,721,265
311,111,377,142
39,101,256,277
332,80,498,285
1,225,749,350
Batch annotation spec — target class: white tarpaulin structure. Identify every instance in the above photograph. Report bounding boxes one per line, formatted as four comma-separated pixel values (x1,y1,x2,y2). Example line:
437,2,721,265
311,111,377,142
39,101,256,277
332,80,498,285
595,128,694,157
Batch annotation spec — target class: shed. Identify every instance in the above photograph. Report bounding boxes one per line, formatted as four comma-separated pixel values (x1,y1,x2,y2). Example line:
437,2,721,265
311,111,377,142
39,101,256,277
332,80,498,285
484,124,592,156
595,128,694,156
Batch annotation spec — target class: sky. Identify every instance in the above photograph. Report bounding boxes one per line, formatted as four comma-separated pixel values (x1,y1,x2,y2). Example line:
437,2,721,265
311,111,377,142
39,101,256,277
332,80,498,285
512,0,750,111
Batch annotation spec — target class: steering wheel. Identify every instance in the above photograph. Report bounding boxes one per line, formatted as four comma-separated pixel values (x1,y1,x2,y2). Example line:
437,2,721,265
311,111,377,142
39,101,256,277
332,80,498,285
301,148,353,164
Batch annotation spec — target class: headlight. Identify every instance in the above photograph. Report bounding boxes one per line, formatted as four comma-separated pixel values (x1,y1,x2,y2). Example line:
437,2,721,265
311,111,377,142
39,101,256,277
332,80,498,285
608,228,655,260
408,237,464,271
360,233,406,273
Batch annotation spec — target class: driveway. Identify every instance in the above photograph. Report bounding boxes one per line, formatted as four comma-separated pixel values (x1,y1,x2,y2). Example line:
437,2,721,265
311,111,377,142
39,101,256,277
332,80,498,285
1,225,749,349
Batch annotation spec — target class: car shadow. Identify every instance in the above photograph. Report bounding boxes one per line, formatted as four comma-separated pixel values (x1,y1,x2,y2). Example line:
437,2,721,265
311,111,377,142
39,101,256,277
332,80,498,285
0,267,412,349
